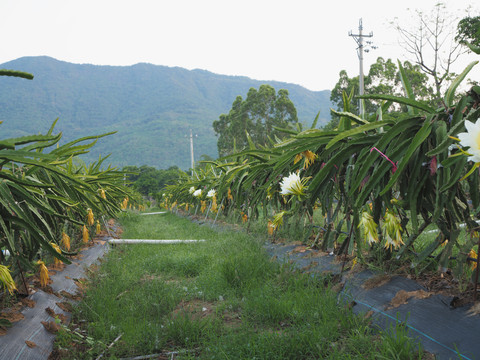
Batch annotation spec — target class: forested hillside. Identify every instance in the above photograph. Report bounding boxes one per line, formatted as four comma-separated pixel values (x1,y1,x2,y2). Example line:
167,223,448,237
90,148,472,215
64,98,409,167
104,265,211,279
0,56,331,169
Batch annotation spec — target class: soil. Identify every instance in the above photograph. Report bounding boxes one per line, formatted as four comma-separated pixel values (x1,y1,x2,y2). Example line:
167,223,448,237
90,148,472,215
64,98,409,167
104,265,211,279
411,270,479,309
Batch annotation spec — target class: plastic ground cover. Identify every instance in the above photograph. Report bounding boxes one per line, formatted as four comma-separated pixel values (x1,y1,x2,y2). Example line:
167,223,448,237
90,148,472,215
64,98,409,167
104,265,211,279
264,242,480,360
0,240,109,360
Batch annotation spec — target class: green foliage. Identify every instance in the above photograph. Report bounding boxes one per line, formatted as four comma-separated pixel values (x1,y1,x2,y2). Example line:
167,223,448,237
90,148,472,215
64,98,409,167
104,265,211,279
456,15,480,48
0,69,33,80
62,212,423,359
328,57,432,124
122,165,185,196
163,52,480,282
212,85,299,156
0,69,131,293
0,56,332,170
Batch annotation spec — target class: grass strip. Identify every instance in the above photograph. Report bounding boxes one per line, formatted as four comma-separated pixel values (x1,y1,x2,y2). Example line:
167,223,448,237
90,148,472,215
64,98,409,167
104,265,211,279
53,211,425,359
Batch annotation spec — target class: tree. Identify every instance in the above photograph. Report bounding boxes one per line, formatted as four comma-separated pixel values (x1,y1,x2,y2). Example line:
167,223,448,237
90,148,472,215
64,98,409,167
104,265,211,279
329,57,431,123
121,165,184,196
392,3,466,103
212,85,298,157
456,15,480,48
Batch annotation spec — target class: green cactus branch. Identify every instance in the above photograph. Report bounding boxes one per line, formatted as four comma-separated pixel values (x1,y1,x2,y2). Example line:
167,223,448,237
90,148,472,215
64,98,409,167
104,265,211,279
0,69,34,80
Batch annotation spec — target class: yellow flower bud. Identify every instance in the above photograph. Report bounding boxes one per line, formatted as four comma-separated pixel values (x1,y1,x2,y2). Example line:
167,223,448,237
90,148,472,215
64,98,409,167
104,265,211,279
382,209,404,251
358,211,379,245
273,211,286,229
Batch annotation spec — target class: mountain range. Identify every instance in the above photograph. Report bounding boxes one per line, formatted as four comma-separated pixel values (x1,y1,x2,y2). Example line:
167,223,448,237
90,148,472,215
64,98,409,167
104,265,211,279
0,56,332,169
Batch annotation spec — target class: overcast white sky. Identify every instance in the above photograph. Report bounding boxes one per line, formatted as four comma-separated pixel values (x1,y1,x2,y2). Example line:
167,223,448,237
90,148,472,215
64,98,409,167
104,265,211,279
1,0,479,91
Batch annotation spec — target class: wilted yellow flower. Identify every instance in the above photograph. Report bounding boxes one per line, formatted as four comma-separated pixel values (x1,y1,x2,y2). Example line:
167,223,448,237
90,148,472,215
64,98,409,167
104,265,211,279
82,225,89,243
121,197,129,210
185,203,189,211
351,257,358,269
469,248,478,270
242,212,248,223
0,264,17,295
100,189,107,200
227,188,233,201
294,150,317,169
37,260,49,287
50,242,63,266
211,197,218,213
382,209,404,251
61,231,71,251
267,221,275,235
293,150,318,169
358,211,379,245
96,220,101,235
87,208,94,226
200,200,207,213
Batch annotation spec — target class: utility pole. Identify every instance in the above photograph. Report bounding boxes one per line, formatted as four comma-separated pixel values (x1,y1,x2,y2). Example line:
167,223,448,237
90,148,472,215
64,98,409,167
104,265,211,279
349,18,374,118
189,129,195,170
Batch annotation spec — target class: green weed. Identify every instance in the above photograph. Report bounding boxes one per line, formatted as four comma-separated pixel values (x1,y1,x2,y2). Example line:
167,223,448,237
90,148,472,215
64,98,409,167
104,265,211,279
57,211,425,359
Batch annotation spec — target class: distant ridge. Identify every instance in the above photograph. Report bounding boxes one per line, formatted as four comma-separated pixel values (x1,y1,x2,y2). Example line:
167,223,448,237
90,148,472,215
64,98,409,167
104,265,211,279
0,56,332,169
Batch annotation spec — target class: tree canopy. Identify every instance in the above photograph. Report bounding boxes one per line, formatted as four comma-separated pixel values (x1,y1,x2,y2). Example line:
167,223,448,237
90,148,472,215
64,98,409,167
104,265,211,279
392,3,467,103
122,165,184,196
212,85,298,157
328,57,431,126
456,15,480,48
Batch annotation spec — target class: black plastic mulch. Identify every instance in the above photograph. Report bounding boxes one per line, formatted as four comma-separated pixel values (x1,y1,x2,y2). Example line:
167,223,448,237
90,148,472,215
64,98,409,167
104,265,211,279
264,242,480,360
0,240,109,360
